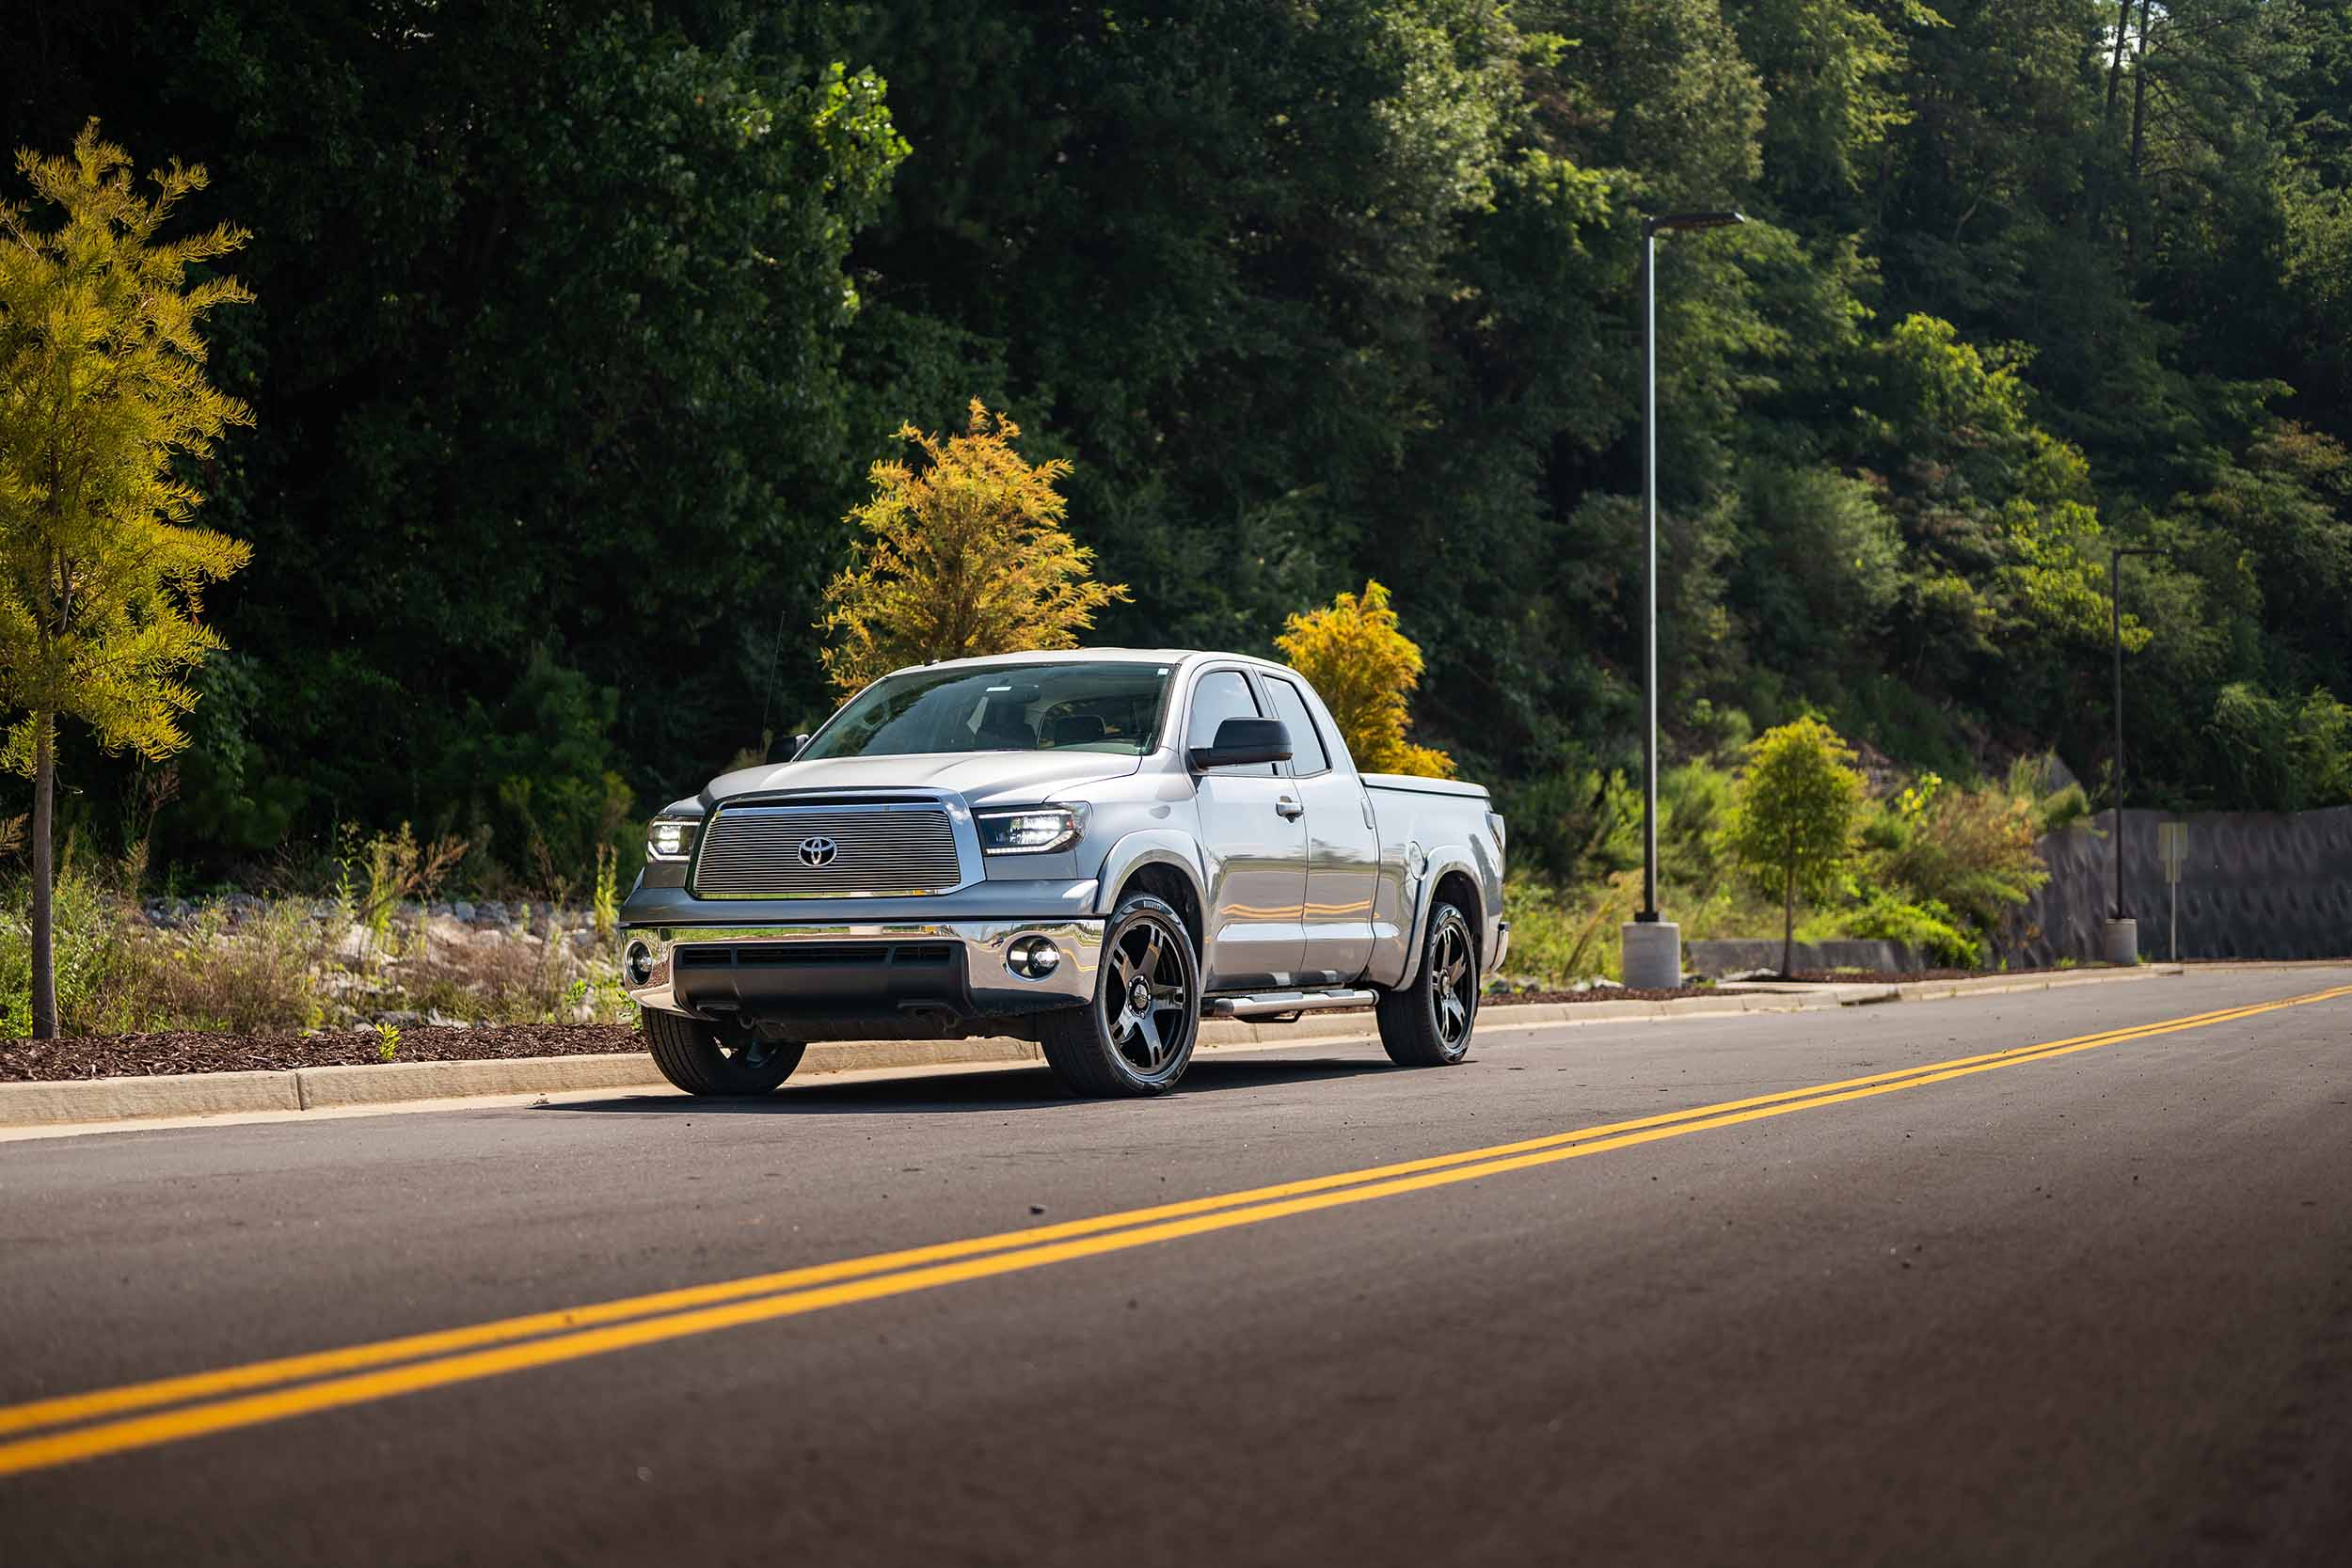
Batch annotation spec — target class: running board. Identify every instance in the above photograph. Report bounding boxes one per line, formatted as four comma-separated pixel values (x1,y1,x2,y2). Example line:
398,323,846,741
1206,989,1378,1019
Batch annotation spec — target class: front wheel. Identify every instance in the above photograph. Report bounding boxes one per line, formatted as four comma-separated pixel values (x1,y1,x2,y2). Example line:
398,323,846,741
642,1008,806,1097
1038,894,1201,1097
1376,901,1478,1067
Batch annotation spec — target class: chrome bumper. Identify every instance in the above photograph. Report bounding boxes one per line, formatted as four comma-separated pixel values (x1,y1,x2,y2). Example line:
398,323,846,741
620,919,1105,1021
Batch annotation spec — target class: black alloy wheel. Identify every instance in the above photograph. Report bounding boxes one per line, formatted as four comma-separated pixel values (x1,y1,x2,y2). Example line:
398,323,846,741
1375,900,1479,1067
1039,894,1201,1097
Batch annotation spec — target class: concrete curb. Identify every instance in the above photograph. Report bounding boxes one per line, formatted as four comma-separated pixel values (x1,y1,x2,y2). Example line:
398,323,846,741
0,963,2195,1130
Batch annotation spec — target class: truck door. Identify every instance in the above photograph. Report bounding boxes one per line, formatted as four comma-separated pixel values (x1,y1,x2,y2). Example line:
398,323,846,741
1260,672,1379,982
1184,667,1308,990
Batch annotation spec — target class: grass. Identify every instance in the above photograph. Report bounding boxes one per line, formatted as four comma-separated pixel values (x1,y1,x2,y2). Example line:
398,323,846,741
0,871,634,1039
1502,870,1787,986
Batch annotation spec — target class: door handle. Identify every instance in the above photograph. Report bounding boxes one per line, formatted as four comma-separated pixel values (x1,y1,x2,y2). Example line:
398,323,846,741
1276,797,1306,819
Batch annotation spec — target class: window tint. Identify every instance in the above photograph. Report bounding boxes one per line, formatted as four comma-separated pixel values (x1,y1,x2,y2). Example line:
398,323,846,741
1185,670,1273,773
1263,677,1330,774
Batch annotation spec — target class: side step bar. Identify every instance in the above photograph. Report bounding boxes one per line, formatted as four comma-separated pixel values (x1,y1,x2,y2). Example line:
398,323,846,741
1206,989,1378,1019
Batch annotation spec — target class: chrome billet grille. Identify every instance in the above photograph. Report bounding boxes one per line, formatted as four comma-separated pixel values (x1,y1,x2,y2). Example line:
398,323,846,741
691,803,963,899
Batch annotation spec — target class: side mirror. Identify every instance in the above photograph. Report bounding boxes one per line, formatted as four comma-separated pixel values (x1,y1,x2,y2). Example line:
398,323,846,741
769,732,811,765
1189,717,1293,771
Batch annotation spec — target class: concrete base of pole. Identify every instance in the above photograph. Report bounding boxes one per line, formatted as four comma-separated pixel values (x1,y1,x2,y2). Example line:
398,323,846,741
1622,921,1683,990
2101,918,2139,967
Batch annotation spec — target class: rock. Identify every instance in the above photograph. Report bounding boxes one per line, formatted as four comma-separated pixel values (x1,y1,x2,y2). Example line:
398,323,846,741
422,1010,472,1029
453,901,476,923
370,1010,423,1028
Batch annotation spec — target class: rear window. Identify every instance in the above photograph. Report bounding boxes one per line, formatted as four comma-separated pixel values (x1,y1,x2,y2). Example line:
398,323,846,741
1263,676,1331,774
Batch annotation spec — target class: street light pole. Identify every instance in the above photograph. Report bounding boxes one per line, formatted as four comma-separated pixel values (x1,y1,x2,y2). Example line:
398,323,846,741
1622,209,1743,992
1639,218,1660,924
2106,545,2168,964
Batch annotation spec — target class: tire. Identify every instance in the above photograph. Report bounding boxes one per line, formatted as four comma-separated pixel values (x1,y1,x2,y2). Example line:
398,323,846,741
641,1007,806,1097
1376,900,1479,1067
1038,894,1202,1097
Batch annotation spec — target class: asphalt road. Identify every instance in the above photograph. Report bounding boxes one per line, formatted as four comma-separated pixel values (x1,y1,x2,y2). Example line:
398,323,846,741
3,965,2350,1567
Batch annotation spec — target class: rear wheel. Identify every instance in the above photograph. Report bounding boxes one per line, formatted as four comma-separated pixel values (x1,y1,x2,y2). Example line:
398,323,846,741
1038,894,1201,1097
641,1007,806,1097
1376,901,1478,1067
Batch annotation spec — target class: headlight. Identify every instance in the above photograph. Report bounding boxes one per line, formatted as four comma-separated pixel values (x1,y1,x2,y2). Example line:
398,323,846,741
975,806,1083,855
646,817,699,862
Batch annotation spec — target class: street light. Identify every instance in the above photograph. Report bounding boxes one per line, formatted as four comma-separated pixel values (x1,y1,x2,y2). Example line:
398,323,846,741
2104,544,2169,965
1623,208,1745,993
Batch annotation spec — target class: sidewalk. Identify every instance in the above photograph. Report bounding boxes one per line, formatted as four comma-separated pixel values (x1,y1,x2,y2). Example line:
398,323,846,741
0,965,2184,1130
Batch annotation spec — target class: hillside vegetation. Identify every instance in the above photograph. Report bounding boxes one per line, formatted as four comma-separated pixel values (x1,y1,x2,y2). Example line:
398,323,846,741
8,0,2348,891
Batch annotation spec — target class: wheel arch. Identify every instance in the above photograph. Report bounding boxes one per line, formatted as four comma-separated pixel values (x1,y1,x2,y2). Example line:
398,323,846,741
1394,854,1486,989
1096,832,1209,956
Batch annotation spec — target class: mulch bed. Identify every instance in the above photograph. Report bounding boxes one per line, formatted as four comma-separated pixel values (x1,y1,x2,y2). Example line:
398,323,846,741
6,972,2009,1083
0,1023,645,1084
1493,987,1718,1005
1,986,1731,1083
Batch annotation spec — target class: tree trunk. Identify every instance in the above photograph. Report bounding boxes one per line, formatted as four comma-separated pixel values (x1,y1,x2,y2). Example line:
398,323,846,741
1782,863,1796,979
2089,0,2137,233
2125,0,2153,264
2103,0,2133,123
30,715,56,1040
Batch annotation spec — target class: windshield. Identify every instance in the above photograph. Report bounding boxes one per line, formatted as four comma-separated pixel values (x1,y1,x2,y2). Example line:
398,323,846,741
801,661,1176,760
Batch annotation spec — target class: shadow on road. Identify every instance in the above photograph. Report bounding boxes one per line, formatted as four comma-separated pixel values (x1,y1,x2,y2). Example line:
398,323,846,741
535,1053,1396,1117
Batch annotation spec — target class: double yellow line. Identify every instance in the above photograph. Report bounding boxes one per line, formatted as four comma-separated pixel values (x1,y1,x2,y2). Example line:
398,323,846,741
4,982,2345,1479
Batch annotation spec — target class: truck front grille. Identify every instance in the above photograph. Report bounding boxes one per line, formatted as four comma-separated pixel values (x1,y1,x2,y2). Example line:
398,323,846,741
691,803,964,899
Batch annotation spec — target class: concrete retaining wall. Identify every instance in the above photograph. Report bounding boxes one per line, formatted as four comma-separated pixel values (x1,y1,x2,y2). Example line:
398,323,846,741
1685,939,1928,977
2003,807,2352,966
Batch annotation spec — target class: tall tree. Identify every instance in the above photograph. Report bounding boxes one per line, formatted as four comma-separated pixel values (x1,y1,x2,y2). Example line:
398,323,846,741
0,123,252,1037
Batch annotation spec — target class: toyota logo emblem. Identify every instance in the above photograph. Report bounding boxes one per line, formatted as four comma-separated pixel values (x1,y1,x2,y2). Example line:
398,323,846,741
797,836,839,867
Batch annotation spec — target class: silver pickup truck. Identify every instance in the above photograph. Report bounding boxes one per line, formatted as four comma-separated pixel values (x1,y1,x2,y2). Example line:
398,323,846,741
619,649,1505,1098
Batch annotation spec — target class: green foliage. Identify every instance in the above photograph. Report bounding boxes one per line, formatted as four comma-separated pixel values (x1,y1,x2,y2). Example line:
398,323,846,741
0,868,117,1037
1838,889,1980,969
462,652,636,889
590,846,620,942
0,121,255,771
2,0,2347,902
0,880,638,1038
0,870,327,1037
1274,581,1454,777
820,402,1125,693
1867,769,2050,935
1720,717,1867,972
2206,683,2352,810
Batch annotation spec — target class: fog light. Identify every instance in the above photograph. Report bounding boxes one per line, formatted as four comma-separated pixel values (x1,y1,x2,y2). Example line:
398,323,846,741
1008,936,1061,979
625,940,656,986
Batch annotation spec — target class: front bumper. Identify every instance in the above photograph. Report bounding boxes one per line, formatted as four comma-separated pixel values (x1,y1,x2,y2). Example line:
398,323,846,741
620,919,1105,1037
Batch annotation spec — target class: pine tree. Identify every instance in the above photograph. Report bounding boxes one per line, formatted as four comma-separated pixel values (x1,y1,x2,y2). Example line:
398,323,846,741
0,122,253,1038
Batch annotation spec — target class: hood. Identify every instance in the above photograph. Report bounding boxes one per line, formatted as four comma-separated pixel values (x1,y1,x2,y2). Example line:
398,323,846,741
700,749,1146,810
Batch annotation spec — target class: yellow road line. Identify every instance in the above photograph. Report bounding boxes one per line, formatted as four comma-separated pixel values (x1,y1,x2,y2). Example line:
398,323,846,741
2,982,2344,1479
0,993,2266,1442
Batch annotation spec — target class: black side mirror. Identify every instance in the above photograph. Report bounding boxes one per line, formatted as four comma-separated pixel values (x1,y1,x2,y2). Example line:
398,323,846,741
769,732,811,765
1189,717,1293,771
